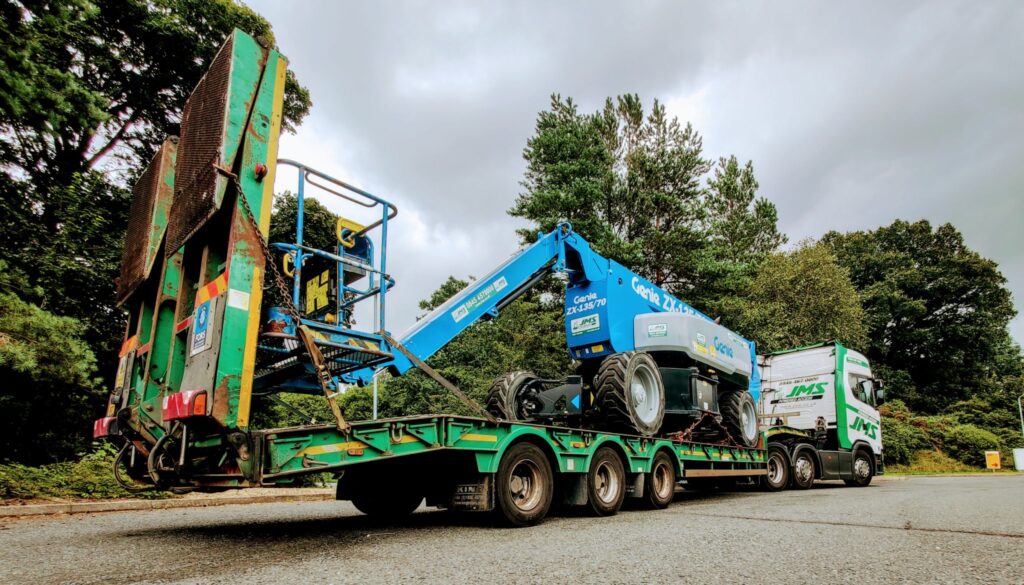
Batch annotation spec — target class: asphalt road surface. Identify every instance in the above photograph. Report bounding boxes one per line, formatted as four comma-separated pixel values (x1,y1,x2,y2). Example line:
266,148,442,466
2,475,1022,584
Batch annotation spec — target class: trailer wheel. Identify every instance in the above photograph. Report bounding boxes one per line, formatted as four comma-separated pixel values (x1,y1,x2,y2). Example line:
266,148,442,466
718,389,759,447
586,447,626,516
790,449,816,490
349,481,423,519
643,451,676,509
495,442,554,527
762,448,789,492
595,352,665,436
844,449,874,487
485,371,539,421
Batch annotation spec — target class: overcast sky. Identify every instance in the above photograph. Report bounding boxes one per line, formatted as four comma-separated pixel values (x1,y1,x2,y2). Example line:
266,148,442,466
249,1,1024,342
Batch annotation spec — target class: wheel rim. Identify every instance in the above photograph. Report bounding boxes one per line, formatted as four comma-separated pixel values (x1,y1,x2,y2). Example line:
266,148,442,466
854,455,871,480
652,460,673,500
739,399,758,442
629,363,660,425
593,459,621,504
508,458,544,511
794,455,814,484
767,453,785,486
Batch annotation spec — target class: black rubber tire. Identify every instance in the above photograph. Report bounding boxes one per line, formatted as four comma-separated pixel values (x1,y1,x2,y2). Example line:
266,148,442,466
790,449,816,490
643,451,676,509
718,389,758,447
762,448,789,492
594,352,665,436
495,442,554,527
844,449,874,487
586,447,626,516
485,371,538,421
348,480,424,519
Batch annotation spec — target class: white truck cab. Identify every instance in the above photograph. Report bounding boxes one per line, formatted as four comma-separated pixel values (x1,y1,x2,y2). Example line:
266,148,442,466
758,341,885,490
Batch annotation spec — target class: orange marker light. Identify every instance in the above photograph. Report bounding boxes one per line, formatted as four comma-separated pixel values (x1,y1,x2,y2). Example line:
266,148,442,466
192,392,207,416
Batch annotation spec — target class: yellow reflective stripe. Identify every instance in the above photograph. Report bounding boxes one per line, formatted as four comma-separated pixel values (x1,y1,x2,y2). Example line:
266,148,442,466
459,433,498,443
299,441,367,456
237,266,262,428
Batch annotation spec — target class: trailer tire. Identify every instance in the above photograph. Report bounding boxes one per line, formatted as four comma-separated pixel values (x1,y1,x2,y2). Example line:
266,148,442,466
485,371,539,421
495,442,554,527
643,451,676,509
349,480,423,519
718,389,759,447
844,449,874,487
762,448,789,492
595,352,665,436
586,447,626,516
790,449,816,490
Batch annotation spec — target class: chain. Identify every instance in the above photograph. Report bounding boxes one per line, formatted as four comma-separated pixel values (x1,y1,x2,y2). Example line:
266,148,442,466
228,173,301,323
221,167,350,433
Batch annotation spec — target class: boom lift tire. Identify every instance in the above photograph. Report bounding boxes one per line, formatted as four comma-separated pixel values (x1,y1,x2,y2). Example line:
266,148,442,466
762,448,789,492
495,442,554,527
718,389,759,447
586,447,626,516
844,449,874,487
643,451,676,509
790,449,816,490
485,371,539,421
594,352,665,436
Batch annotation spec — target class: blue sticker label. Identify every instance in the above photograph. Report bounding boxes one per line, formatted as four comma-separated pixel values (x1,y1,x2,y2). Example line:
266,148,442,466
191,301,211,356
571,393,581,410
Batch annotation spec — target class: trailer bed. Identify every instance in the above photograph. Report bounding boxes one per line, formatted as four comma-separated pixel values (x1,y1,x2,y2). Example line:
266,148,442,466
253,414,766,484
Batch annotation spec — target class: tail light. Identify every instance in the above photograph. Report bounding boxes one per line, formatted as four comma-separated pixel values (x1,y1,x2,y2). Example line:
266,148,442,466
93,417,117,439
163,390,208,421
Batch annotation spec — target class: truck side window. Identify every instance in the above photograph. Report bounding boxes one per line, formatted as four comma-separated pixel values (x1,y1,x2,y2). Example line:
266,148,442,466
849,374,872,404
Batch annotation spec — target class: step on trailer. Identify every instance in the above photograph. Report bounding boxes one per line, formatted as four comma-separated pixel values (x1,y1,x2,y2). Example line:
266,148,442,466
91,29,883,527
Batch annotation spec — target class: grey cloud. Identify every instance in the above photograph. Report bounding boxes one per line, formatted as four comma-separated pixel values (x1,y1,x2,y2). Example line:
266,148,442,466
252,0,1024,341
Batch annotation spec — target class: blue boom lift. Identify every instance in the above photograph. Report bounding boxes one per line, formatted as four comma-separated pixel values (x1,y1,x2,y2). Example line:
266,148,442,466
253,162,761,447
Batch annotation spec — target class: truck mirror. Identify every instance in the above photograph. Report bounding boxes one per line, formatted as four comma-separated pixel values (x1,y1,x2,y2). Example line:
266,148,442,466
875,388,886,404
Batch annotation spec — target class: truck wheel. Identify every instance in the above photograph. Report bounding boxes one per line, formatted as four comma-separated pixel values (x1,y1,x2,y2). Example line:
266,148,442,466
349,480,423,519
643,451,676,509
844,449,874,487
790,449,816,490
485,371,539,421
595,352,665,436
495,442,553,527
586,447,626,516
762,448,789,492
718,389,759,447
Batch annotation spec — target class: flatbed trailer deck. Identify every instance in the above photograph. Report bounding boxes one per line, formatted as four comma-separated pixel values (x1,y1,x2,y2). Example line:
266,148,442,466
248,415,765,525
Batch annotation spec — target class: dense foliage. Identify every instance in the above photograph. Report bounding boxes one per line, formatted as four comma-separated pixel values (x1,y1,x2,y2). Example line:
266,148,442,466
822,220,1019,413
0,0,310,463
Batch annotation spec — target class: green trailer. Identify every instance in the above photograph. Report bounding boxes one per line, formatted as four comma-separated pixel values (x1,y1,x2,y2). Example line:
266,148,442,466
257,415,765,526
93,28,771,527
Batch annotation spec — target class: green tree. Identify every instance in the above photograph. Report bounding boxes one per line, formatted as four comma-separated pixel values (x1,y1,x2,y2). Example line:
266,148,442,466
511,94,785,315
511,95,708,290
268,191,340,253
821,220,1017,413
382,276,570,416
697,155,787,312
725,243,867,353
0,264,103,463
0,0,311,190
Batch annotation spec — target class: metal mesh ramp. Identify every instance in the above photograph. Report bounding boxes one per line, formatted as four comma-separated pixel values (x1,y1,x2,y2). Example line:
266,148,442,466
117,138,176,304
164,34,234,258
